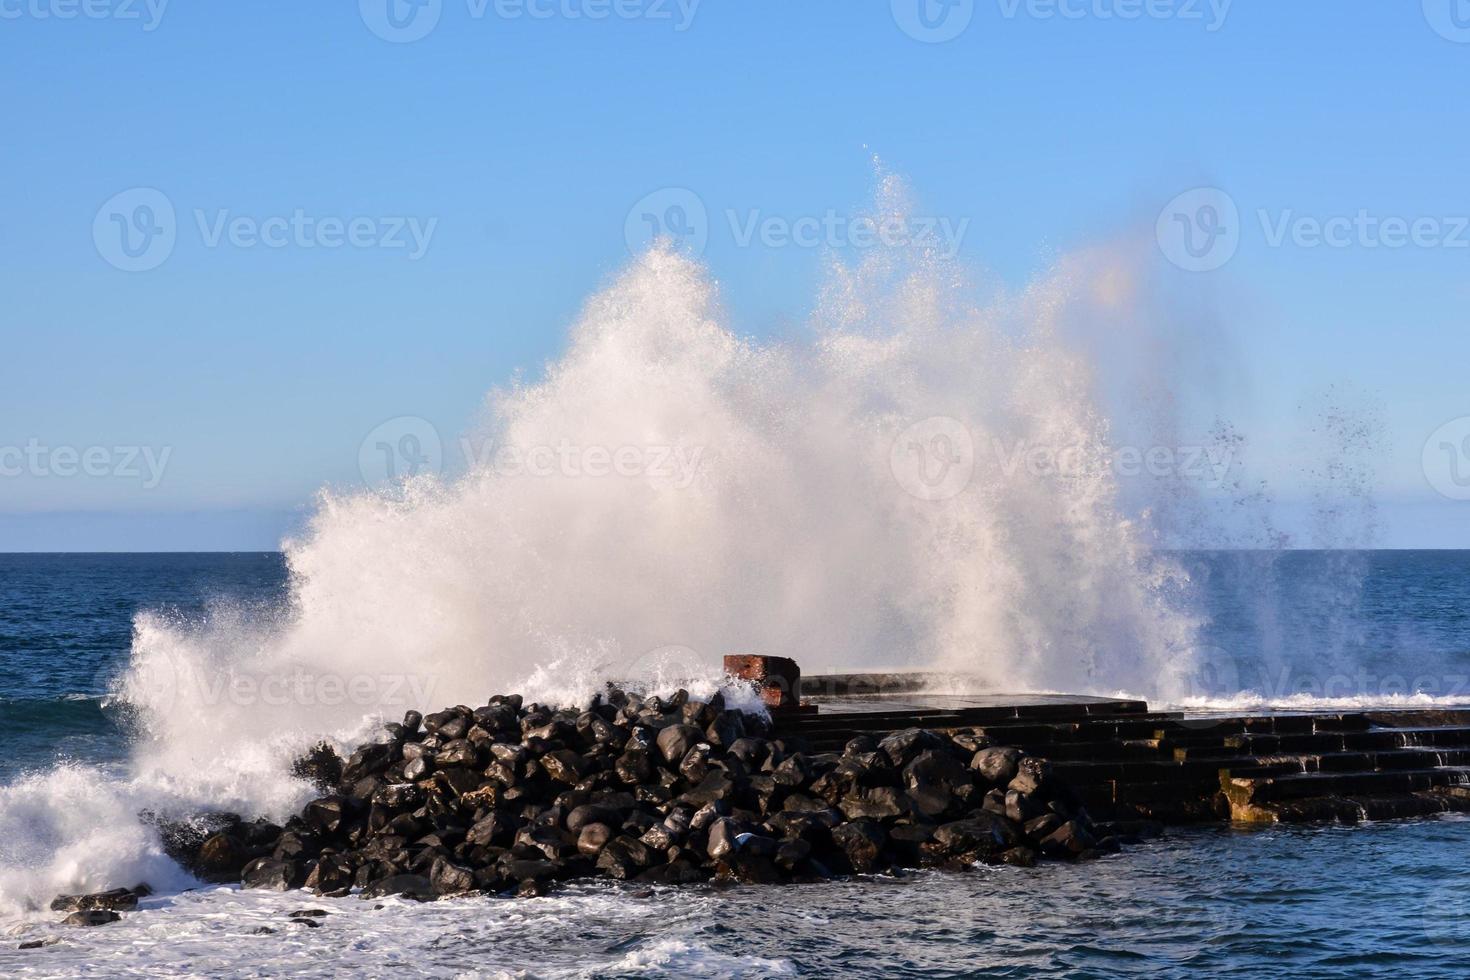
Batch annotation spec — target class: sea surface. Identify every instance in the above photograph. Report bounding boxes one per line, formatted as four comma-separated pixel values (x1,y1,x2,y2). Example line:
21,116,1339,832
3,551,1470,977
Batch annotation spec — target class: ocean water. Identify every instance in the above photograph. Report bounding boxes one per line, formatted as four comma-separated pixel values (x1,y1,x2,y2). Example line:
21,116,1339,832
3,551,1470,976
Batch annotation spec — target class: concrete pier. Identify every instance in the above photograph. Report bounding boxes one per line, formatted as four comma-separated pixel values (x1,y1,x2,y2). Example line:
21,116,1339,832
745,660,1470,826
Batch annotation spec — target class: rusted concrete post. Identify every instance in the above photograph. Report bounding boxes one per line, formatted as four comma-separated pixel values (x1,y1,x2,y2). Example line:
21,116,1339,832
724,654,802,712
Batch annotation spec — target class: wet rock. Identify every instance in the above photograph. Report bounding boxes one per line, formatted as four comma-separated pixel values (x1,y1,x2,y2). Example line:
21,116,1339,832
656,724,703,766
20,936,61,948
830,820,887,873
878,728,944,768
577,823,614,857
1005,789,1046,825
292,742,344,791
903,750,970,819
680,770,736,807
516,878,550,898
839,786,910,821
359,874,436,901
288,908,330,918
928,813,1018,861
429,857,477,895
540,749,589,785
50,887,140,913
193,832,250,883
1038,819,1094,859
304,795,350,834
241,857,306,891
1009,757,1053,797
62,910,120,927
595,837,654,879
637,860,705,885
437,739,479,768
971,747,1021,786
992,846,1038,868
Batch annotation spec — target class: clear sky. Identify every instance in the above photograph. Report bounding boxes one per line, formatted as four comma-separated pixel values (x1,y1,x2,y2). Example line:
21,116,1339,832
2,1,1468,550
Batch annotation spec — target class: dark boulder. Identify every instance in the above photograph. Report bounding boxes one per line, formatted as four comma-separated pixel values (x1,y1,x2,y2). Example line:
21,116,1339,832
50,887,140,913
63,909,121,927
1008,757,1053,797
429,856,477,895
656,724,703,766
193,832,250,883
305,854,355,896
878,728,944,767
292,742,344,791
830,820,887,873
576,822,614,857
359,874,436,901
902,749,971,819
1038,819,1094,859
241,857,306,891
970,747,1021,786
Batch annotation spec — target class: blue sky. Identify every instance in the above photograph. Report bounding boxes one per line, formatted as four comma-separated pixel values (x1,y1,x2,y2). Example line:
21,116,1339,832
2,1,1468,550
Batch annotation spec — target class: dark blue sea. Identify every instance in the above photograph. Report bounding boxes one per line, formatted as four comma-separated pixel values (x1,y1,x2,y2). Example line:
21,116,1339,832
3,551,1470,977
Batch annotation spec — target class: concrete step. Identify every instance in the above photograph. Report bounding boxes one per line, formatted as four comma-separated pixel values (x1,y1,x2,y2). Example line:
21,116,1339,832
1228,766,1470,804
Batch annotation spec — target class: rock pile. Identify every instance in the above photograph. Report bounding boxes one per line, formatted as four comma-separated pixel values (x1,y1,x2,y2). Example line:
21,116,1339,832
155,687,1140,903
